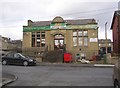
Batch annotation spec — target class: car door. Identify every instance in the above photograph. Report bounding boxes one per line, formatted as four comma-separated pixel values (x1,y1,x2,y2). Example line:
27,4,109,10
5,53,14,64
13,53,23,65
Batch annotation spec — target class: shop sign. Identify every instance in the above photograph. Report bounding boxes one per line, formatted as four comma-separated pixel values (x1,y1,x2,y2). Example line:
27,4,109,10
50,23,66,29
90,38,98,42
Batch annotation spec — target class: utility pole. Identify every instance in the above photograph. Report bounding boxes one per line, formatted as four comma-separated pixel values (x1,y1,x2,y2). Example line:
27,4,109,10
105,22,108,55
104,22,107,64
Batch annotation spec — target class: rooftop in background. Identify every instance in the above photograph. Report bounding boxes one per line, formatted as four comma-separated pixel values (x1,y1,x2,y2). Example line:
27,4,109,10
1,36,22,44
27,16,97,27
111,10,120,29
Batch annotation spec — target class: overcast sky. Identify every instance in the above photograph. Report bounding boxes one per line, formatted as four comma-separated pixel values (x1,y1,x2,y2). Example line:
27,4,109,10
0,0,120,41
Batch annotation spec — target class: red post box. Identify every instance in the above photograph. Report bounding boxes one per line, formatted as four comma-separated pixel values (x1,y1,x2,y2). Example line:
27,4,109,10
64,53,72,63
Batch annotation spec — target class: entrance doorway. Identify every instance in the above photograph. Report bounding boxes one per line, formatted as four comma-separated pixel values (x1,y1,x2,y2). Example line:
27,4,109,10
54,34,64,50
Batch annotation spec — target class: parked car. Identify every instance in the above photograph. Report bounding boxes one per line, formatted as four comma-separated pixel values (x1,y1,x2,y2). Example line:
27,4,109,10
77,59,90,64
2,53,36,66
113,58,120,88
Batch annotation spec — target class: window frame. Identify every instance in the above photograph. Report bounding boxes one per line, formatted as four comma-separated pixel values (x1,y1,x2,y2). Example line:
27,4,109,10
31,31,45,47
73,30,88,47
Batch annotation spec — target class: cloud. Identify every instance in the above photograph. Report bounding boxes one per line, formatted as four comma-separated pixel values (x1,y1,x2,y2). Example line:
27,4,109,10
0,27,23,40
0,0,119,40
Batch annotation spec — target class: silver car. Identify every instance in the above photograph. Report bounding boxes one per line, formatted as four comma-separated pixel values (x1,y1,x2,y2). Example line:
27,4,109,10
113,58,120,88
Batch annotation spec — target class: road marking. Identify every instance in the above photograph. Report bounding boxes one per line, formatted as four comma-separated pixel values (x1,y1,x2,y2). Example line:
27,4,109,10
94,64,114,67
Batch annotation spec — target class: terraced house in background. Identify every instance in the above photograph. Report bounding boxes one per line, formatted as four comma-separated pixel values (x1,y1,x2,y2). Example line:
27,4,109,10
22,16,99,62
111,10,120,55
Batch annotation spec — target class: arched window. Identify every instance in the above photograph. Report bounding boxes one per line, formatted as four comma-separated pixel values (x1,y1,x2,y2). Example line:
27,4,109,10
54,34,64,50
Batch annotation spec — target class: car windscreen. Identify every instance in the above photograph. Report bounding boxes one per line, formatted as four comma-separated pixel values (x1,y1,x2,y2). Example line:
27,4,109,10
17,53,33,60
17,53,26,58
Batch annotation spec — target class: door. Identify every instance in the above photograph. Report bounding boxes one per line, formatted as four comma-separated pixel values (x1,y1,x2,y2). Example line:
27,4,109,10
54,34,64,50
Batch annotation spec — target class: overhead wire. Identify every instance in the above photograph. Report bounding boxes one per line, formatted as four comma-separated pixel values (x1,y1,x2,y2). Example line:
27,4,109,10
59,7,117,17
0,7,117,25
73,9,117,19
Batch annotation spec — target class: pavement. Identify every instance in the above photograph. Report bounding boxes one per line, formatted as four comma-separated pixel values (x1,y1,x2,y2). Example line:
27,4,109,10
1,63,114,87
1,72,18,87
37,62,115,68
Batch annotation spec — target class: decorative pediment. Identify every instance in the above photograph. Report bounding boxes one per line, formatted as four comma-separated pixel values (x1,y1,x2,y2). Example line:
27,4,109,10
52,16,65,23
50,16,66,29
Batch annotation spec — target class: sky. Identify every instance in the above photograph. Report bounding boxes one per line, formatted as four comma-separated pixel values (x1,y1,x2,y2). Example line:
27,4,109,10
0,0,120,41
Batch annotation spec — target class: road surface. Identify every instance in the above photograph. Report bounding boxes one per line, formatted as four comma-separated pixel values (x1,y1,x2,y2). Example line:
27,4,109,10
2,65,113,86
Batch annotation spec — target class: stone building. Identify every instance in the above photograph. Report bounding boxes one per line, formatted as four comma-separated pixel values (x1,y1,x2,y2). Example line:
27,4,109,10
0,35,22,55
98,39,113,54
22,16,99,62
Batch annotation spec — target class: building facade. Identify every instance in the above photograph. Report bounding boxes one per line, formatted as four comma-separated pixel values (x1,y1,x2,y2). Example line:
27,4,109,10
23,16,99,62
98,39,113,54
0,35,22,56
111,10,120,55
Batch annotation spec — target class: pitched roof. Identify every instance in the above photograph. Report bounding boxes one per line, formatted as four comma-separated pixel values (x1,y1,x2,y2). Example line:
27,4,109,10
28,17,97,27
66,19,96,25
31,21,51,26
111,10,120,29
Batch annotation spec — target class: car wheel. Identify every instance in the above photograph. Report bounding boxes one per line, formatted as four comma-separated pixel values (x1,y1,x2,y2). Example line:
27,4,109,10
23,61,28,66
2,60,7,65
114,80,119,88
